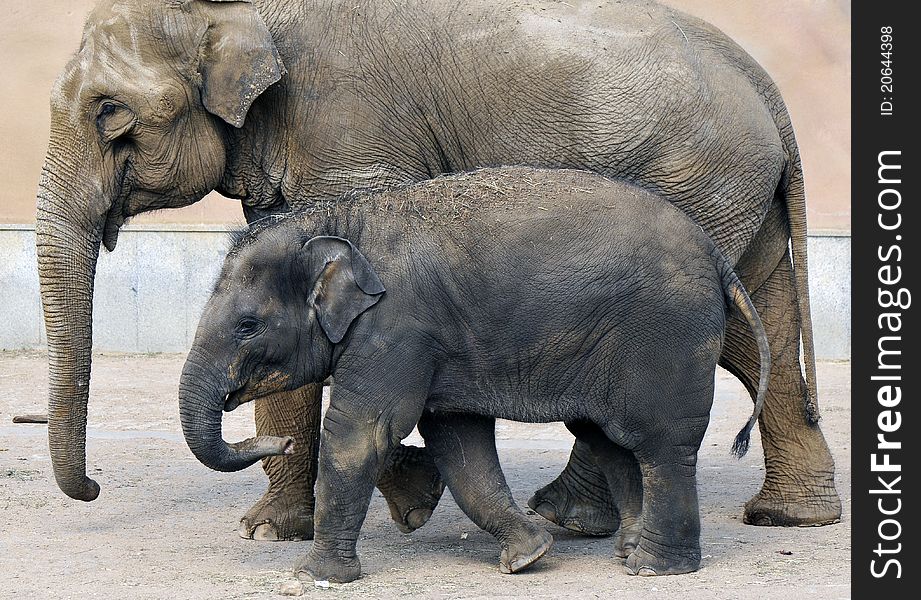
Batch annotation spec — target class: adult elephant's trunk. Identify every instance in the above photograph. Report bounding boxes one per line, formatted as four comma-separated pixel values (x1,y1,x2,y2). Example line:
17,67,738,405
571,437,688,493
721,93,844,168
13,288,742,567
35,150,104,502
179,350,294,472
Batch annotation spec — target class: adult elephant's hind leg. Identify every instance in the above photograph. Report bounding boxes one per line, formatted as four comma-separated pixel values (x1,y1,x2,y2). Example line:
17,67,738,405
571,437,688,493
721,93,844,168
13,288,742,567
240,384,322,541
527,438,620,536
722,253,841,526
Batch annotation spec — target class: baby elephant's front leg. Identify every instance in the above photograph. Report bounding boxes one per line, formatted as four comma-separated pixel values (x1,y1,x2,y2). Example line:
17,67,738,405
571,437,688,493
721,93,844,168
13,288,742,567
295,402,384,584
418,412,553,574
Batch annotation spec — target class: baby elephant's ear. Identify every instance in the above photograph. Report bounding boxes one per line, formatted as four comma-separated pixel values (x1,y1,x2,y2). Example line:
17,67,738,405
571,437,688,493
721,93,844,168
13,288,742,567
304,236,386,344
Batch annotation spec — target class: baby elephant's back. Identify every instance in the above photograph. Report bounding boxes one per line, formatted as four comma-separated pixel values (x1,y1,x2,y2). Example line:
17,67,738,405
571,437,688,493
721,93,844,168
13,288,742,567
529,171,722,320
458,168,726,303
422,168,731,373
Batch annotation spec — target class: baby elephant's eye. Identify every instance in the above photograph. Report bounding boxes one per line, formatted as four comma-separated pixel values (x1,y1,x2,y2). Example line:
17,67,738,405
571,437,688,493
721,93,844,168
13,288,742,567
235,317,266,339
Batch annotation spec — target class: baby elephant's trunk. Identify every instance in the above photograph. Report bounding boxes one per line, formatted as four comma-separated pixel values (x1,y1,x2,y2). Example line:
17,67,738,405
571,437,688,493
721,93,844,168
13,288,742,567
716,253,771,458
179,351,295,472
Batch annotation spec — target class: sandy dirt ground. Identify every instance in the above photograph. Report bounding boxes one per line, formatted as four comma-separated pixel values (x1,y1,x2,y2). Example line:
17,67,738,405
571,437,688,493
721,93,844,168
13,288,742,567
0,352,850,599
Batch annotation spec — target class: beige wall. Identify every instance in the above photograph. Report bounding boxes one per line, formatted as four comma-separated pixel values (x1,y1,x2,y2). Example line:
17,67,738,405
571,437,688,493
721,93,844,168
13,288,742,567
0,0,850,231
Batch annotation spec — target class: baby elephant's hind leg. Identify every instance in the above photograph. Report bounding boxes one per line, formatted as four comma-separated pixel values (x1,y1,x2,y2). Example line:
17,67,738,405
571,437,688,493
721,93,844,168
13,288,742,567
566,422,644,559
418,412,553,574
621,417,710,577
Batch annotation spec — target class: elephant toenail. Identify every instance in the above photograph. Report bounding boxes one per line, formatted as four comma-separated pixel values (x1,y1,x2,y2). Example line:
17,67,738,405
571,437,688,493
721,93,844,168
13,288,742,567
253,522,280,541
405,508,433,531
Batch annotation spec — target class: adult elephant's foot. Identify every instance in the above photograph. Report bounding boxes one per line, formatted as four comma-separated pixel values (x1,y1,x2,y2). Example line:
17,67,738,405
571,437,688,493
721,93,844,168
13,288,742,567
376,444,446,533
743,466,841,527
239,485,314,541
744,490,841,527
527,439,619,536
499,526,554,574
241,384,322,541
528,479,618,536
735,387,842,527
624,540,700,576
295,546,361,584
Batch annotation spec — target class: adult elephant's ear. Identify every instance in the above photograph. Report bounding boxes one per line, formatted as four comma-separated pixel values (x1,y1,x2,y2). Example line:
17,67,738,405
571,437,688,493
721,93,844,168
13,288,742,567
303,237,386,344
195,0,286,128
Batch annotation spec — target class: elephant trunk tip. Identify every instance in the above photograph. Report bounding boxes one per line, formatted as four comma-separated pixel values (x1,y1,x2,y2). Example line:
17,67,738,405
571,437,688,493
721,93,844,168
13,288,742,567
200,435,296,473
271,436,297,456
56,474,101,502
230,435,296,458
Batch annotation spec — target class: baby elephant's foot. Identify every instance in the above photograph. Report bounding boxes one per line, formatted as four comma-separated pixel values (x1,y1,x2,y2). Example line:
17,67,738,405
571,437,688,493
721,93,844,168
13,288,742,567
295,547,361,584
612,518,642,559
239,487,314,541
624,540,700,576
499,527,554,574
527,478,618,536
377,445,446,533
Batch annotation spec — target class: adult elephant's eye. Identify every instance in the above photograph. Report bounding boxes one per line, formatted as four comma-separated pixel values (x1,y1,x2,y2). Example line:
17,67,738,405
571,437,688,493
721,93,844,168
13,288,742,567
236,317,266,339
95,100,135,141
96,102,118,128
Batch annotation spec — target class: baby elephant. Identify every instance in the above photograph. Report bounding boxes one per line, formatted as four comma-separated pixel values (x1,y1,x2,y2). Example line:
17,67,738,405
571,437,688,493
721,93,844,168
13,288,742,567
179,167,769,582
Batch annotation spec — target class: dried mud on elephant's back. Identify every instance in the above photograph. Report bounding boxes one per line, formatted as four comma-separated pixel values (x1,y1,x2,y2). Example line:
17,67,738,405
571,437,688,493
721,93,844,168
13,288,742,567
305,167,651,230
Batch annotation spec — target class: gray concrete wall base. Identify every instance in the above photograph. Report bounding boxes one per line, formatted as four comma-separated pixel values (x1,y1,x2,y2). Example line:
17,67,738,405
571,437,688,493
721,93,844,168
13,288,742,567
807,234,850,360
2,226,850,359
2,226,231,353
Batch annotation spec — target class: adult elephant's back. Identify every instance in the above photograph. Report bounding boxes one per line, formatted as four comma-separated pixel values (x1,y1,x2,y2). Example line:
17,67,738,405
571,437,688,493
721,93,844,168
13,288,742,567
283,0,784,258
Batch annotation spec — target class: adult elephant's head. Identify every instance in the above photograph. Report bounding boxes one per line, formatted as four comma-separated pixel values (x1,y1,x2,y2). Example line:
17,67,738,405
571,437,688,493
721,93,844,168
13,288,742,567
36,0,284,501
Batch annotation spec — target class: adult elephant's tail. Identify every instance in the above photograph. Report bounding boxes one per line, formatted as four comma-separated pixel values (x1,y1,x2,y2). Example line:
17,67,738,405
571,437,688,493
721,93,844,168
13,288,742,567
775,111,819,424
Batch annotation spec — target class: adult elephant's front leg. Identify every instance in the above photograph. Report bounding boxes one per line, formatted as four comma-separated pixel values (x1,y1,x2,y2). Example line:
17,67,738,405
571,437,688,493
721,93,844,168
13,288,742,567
239,383,322,541
722,253,841,526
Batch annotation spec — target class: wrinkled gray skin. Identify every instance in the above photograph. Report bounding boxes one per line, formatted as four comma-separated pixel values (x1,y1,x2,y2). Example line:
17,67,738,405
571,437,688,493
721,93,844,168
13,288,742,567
179,168,773,581
37,0,839,542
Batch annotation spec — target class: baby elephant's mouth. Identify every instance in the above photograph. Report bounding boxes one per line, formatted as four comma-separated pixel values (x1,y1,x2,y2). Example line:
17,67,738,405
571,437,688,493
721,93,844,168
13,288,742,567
223,372,293,412
224,391,245,413
224,385,259,412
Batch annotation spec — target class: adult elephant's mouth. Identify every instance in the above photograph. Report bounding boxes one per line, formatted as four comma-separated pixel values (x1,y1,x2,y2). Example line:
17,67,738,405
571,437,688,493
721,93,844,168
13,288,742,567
101,206,126,252
100,165,134,252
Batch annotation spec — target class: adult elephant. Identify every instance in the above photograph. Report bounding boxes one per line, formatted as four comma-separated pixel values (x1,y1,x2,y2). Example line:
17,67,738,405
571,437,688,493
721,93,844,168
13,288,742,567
36,0,840,540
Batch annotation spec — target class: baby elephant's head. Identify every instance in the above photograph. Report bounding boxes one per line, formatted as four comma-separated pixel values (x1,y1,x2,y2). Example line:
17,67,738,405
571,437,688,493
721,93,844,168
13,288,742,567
179,223,385,472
